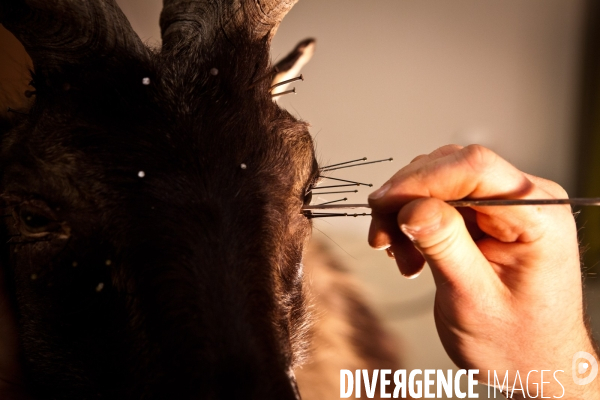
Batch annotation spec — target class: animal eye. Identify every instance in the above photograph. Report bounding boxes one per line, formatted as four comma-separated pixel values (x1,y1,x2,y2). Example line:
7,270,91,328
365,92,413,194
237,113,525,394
15,205,60,237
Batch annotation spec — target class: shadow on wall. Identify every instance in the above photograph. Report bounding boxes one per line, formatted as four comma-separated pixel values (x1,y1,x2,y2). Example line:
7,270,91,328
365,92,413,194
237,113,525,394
576,0,600,279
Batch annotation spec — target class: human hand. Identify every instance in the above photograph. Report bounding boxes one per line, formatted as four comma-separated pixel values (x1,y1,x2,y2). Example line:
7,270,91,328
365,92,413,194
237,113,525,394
368,144,600,399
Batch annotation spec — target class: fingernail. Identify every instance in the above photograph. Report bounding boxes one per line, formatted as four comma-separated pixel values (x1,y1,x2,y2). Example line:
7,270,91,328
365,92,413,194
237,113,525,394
369,182,391,200
400,224,418,241
385,247,395,259
403,270,421,280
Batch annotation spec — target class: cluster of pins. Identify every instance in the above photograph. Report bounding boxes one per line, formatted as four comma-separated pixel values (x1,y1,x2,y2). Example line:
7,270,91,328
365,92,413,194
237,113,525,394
270,75,304,98
305,157,393,219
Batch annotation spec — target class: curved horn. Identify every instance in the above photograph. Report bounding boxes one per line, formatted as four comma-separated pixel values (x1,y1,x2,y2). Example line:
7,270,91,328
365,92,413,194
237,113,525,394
0,0,148,74
160,0,298,51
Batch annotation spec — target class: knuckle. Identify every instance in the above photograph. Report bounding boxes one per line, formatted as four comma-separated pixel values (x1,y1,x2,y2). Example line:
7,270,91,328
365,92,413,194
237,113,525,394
544,179,568,198
525,173,568,199
432,144,463,157
460,144,497,173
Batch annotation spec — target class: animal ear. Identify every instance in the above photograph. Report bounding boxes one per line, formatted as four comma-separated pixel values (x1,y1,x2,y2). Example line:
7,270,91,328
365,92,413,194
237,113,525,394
0,0,149,78
271,38,316,95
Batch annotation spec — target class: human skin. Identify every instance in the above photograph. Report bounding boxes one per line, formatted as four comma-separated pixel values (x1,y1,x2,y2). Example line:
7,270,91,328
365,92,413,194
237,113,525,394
368,144,600,399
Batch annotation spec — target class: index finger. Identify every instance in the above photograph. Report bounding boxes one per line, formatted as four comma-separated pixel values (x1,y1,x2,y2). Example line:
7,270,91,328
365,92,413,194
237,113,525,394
369,145,535,212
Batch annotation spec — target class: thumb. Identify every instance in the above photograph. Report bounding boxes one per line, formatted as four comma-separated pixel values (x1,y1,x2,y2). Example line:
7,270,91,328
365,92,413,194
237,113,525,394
397,198,494,291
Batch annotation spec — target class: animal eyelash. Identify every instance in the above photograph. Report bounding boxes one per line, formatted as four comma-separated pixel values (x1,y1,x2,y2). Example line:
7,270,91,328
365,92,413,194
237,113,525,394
305,172,321,195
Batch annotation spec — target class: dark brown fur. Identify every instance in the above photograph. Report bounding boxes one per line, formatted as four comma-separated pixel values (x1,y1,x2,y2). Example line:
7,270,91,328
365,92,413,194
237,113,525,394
0,1,400,398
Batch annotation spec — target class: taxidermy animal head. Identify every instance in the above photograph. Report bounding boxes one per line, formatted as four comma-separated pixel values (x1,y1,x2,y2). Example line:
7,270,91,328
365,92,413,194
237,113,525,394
0,0,319,398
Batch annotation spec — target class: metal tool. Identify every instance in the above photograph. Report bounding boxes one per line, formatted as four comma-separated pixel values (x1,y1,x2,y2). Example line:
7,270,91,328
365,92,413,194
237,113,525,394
302,198,600,211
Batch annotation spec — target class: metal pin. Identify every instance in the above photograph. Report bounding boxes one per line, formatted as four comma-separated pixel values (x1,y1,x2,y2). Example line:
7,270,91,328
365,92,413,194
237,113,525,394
316,198,348,206
310,190,358,195
270,75,304,91
306,212,371,219
320,158,367,170
313,184,358,189
320,176,373,187
307,213,348,218
321,158,393,172
272,88,296,98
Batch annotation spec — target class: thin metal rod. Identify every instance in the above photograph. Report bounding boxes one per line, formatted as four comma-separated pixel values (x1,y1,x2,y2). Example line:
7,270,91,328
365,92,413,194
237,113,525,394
307,212,372,219
313,184,358,189
270,75,303,91
321,158,393,172
447,198,600,207
310,190,359,195
302,198,600,211
309,213,348,218
304,203,370,210
316,198,348,206
271,88,296,98
320,157,367,170
320,176,373,187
